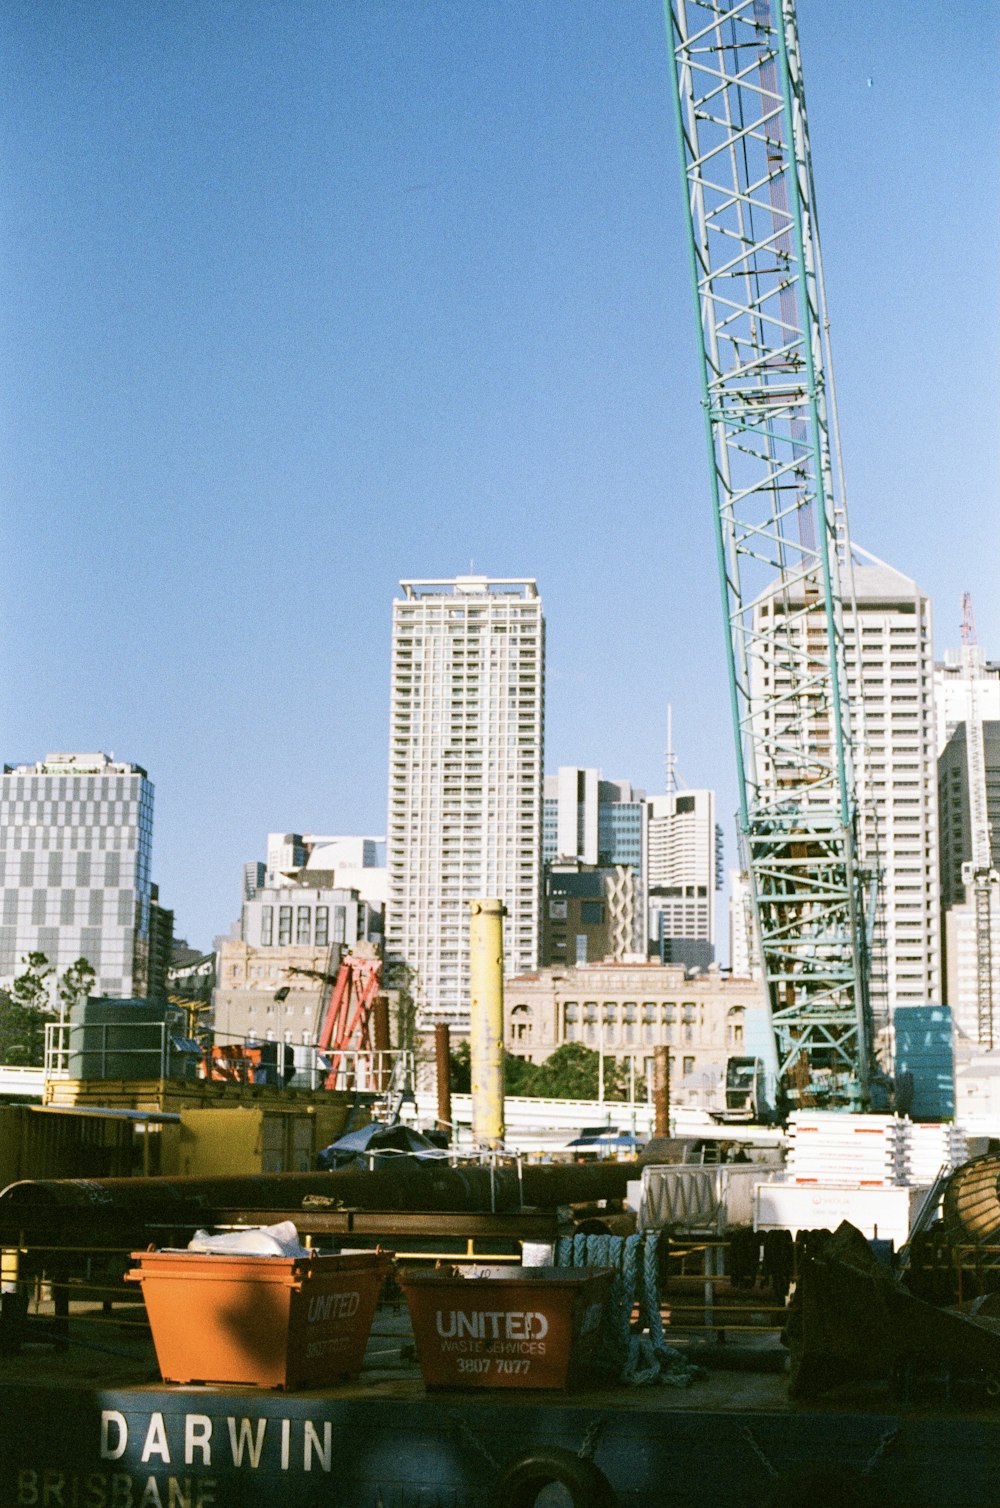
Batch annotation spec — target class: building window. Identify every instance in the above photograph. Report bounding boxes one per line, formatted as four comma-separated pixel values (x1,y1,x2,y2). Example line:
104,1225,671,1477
278,907,292,945
261,907,273,946
315,907,329,947
683,1056,695,1076
297,906,311,945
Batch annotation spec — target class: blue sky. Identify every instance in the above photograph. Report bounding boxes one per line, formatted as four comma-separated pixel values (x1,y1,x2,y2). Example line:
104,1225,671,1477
3,2,997,950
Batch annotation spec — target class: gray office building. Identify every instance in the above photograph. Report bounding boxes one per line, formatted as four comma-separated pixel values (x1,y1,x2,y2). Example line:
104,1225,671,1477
0,752,160,998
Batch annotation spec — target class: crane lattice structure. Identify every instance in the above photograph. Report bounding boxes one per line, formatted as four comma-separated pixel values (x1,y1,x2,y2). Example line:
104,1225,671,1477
960,592,998,1048
666,0,875,1109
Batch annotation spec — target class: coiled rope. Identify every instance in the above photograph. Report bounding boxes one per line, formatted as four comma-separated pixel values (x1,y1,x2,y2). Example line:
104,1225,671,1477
554,1231,698,1387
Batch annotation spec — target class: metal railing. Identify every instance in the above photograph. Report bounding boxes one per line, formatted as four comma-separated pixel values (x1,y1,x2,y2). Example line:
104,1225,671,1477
44,1020,179,1081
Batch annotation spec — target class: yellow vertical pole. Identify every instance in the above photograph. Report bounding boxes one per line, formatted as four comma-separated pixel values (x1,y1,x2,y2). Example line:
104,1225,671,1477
469,898,506,1150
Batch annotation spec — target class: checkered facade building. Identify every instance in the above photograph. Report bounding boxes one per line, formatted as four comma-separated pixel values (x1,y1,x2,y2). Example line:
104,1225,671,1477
0,753,155,998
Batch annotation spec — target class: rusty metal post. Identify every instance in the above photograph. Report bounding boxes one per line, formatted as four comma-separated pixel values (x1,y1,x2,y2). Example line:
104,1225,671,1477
435,1023,452,1135
469,898,506,1150
653,1046,670,1138
372,996,390,1090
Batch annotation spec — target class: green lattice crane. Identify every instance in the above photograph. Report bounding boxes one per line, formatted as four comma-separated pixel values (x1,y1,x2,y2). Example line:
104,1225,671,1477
665,0,879,1112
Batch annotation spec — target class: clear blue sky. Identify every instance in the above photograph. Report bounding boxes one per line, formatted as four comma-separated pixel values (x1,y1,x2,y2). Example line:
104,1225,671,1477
3,2,997,950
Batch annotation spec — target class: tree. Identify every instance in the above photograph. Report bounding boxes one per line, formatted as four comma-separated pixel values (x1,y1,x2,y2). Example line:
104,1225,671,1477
449,1043,538,1096
0,953,55,1067
527,1043,643,1102
58,957,96,1021
449,1040,471,1093
531,1043,601,1100
382,959,431,1077
503,1051,538,1095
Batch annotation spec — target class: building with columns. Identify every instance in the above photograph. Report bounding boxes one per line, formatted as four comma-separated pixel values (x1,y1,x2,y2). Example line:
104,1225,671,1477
504,961,765,1112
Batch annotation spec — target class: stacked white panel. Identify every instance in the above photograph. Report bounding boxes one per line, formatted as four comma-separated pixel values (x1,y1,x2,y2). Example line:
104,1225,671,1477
785,1112,909,1187
904,1121,968,1183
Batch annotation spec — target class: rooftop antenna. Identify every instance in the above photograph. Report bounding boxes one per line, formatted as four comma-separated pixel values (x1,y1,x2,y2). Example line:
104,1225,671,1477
665,706,688,795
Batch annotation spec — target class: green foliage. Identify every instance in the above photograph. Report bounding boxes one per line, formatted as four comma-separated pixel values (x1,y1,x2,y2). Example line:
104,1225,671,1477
530,1042,601,1100
11,952,53,1012
503,1051,539,1096
449,1040,643,1101
449,1042,539,1096
382,959,428,1070
528,1043,644,1102
449,1040,471,1093
58,957,96,1019
0,953,56,1066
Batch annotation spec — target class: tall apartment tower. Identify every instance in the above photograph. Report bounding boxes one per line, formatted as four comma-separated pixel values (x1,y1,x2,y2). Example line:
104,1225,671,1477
938,721,1000,1040
646,789,720,967
752,556,940,1024
847,562,940,1017
934,647,1000,755
386,577,544,1029
0,752,161,998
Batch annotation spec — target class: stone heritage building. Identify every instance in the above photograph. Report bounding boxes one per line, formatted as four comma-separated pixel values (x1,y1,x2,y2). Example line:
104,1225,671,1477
504,961,765,1112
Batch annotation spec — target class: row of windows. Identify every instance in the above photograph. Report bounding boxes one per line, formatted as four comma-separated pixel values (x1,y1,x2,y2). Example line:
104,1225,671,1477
259,904,347,949
3,889,136,928
1,776,147,800
0,851,128,889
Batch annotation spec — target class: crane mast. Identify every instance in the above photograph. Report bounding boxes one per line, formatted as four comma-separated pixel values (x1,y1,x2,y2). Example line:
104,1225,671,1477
665,0,875,1110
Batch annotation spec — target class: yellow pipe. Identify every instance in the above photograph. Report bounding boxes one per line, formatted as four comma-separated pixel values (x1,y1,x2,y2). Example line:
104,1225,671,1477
469,898,506,1149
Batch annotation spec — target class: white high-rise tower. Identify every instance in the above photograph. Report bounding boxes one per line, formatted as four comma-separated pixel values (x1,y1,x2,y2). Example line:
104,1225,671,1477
385,577,544,1029
751,555,940,1024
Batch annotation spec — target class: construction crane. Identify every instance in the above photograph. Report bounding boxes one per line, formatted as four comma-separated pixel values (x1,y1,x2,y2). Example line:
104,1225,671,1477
959,593,998,1048
666,0,878,1113
289,950,384,1090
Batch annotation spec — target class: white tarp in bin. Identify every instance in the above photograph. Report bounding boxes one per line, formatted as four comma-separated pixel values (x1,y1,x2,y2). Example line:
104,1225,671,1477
186,1220,309,1256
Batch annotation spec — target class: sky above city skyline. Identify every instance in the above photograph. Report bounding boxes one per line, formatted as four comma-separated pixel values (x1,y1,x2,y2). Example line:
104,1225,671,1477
3,2,998,950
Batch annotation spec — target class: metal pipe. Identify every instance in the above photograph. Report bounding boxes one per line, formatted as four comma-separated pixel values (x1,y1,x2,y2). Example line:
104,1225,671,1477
0,1159,642,1218
469,899,505,1149
372,996,390,1091
653,1046,670,1138
435,1023,452,1134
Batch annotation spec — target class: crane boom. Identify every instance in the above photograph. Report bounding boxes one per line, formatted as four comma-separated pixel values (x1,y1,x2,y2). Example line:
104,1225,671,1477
665,0,875,1110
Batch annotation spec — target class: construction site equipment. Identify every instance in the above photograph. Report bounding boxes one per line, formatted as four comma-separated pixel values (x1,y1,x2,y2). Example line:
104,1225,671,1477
666,0,877,1113
784,1221,1000,1401
0,1158,643,1224
636,1163,763,1235
127,1248,390,1388
399,1265,615,1390
292,950,385,1090
175,1107,317,1176
469,899,506,1149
